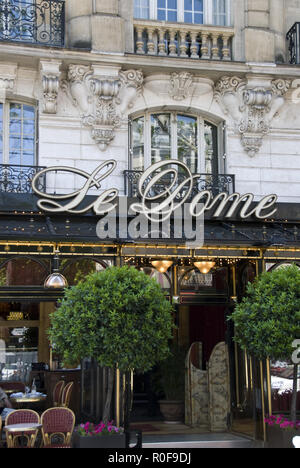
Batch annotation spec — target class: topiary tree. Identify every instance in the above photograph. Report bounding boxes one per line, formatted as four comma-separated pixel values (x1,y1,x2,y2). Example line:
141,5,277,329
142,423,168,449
229,264,300,423
48,265,174,423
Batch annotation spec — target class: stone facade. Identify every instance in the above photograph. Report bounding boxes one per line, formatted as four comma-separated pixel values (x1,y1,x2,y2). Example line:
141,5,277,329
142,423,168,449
1,0,300,202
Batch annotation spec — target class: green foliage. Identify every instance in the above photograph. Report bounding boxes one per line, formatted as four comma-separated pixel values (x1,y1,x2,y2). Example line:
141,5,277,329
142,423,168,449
229,265,300,360
155,344,186,401
48,266,174,373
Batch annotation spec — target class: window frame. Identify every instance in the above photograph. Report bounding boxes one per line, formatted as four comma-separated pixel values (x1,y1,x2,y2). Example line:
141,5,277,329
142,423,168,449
135,0,232,26
0,100,38,166
130,110,223,175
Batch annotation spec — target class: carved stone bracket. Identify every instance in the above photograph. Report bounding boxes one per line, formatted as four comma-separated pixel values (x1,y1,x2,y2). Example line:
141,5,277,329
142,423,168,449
168,72,194,101
0,63,17,100
65,65,144,151
215,76,291,157
40,60,62,114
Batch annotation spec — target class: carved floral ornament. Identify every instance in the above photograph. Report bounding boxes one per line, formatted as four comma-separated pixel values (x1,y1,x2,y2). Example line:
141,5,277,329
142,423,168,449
214,76,291,157
62,66,144,151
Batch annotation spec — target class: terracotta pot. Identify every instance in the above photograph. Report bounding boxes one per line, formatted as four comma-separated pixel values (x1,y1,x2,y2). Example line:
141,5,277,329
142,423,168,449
158,400,185,423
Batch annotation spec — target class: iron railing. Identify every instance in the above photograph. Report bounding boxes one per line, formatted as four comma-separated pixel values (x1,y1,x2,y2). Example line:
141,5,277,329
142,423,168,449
287,22,300,64
0,164,46,193
124,170,235,200
0,0,65,47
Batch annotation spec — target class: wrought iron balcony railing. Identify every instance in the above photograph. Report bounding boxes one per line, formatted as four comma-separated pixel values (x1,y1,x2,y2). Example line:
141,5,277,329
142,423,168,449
134,19,234,60
0,0,65,47
0,164,46,193
287,22,300,64
124,170,236,200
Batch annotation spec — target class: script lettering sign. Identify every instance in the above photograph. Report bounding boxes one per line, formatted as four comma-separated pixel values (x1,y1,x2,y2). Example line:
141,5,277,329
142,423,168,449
31,160,278,220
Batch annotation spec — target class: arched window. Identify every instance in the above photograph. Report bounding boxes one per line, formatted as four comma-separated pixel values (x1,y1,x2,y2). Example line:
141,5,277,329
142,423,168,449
131,111,220,174
61,258,110,286
0,101,37,166
133,0,231,26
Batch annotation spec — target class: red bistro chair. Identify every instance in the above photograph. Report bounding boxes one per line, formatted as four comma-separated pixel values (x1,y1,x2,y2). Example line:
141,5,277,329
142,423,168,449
53,381,65,407
5,409,40,448
60,382,74,408
41,407,75,448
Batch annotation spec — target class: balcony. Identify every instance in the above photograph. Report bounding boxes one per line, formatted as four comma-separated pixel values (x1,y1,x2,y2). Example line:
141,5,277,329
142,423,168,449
133,19,234,60
287,22,300,64
0,0,65,47
124,170,236,200
0,164,46,193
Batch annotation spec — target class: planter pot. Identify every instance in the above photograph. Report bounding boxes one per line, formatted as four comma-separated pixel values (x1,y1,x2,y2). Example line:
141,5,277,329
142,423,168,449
158,400,185,423
266,425,299,449
72,432,126,449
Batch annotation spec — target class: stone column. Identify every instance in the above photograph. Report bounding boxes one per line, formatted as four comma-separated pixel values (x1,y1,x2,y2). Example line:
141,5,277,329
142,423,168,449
66,0,130,53
244,0,275,63
269,0,286,63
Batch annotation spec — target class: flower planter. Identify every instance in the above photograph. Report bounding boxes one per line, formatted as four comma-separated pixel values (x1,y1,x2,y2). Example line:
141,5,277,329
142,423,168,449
72,432,127,449
266,425,299,449
158,400,185,423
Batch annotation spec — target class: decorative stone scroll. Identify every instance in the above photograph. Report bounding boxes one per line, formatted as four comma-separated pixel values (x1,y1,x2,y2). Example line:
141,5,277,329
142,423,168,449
169,72,194,101
63,66,144,151
0,63,17,100
214,76,291,157
40,60,62,114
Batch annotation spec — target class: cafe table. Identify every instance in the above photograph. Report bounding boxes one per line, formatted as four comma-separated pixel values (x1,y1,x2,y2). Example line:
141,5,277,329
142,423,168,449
4,422,42,448
10,392,47,410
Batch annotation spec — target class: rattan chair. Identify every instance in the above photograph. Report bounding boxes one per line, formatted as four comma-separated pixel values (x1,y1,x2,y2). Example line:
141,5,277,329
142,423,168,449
5,409,40,448
60,382,74,408
41,407,75,448
53,381,65,407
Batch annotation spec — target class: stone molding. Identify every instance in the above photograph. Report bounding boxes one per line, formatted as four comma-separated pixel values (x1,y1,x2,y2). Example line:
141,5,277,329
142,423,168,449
214,76,291,157
40,60,62,114
168,72,194,101
0,63,18,100
63,65,144,151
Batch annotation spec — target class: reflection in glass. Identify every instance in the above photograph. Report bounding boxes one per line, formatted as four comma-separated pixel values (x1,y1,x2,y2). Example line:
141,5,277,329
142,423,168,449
177,115,198,173
132,117,145,171
0,325,38,383
0,258,49,286
270,360,300,413
151,114,171,164
213,0,227,26
62,259,106,286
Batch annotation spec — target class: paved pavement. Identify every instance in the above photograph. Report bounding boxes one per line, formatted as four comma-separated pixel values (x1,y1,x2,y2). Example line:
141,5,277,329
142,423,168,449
141,433,255,448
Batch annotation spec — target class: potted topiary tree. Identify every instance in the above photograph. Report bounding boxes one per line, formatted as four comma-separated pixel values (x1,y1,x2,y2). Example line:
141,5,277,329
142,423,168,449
48,265,174,448
229,264,300,448
156,345,186,423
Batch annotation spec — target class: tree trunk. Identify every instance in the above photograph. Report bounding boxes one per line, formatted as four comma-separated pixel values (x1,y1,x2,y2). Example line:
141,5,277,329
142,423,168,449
103,367,115,423
290,363,298,423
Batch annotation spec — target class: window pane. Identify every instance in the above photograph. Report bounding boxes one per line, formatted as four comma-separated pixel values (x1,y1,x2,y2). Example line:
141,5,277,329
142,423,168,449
134,0,150,19
177,115,198,173
8,103,36,166
158,0,166,7
158,0,177,22
168,10,177,21
168,0,177,8
204,122,218,174
132,117,145,171
184,0,203,24
213,0,227,25
151,114,171,164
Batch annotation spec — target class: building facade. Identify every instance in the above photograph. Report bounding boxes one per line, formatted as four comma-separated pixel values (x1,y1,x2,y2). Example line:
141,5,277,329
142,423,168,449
0,0,300,439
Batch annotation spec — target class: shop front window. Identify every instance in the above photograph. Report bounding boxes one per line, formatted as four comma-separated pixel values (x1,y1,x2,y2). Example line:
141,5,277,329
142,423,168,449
131,112,219,174
0,258,49,286
61,259,111,286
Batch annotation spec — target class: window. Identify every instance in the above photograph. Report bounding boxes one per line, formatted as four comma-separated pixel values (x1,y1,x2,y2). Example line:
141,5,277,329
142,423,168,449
134,0,231,26
184,0,204,25
131,112,219,174
0,102,37,166
134,0,150,19
157,0,178,22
